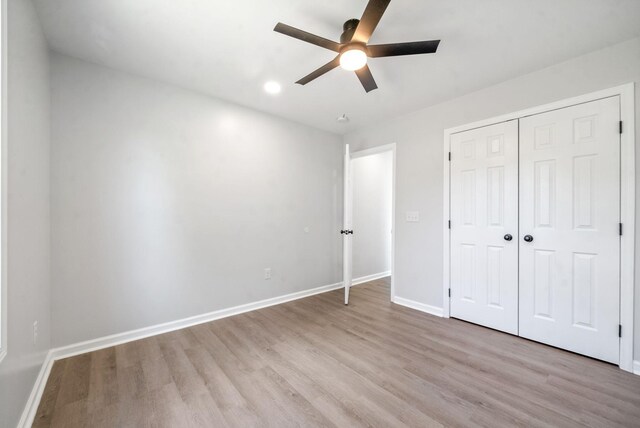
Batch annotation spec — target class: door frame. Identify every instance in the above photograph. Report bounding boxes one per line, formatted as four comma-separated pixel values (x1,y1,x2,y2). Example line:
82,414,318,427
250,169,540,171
348,143,397,301
442,83,636,372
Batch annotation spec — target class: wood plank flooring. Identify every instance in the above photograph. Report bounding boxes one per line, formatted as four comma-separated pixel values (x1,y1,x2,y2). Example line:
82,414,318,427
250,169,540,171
34,278,640,427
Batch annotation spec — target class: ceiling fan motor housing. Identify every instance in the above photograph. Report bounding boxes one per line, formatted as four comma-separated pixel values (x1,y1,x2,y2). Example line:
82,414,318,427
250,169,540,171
340,19,360,43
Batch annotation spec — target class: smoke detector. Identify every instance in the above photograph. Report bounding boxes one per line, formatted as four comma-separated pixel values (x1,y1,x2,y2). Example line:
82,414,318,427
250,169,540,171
336,114,350,123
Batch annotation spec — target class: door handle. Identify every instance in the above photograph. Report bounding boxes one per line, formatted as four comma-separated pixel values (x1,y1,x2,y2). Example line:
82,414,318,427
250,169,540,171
524,235,534,243
504,234,513,241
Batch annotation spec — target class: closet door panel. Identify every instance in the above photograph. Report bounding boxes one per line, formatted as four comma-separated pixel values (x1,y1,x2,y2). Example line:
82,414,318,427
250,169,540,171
450,121,519,334
519,96,620,364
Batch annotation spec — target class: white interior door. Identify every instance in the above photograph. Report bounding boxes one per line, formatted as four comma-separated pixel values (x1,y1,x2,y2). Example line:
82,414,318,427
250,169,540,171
343,144,353,305
519,97,620,363
450,121,519,334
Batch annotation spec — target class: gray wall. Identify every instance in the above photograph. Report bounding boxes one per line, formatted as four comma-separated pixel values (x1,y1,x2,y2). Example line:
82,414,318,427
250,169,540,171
50,53,343,347
351,151,392,279
0,0,51,426
344,37,640,359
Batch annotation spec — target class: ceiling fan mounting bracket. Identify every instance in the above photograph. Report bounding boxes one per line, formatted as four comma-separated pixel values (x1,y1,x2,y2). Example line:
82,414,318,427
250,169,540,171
343,19,360,31
340,19,360,44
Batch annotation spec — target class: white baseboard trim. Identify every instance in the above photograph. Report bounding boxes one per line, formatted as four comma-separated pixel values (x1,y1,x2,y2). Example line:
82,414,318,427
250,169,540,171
17,350,55,428
351,271,391,286
16,280,635,426
17,280,344,427
392,296,444,317
48,273,388,360
51,280,344,361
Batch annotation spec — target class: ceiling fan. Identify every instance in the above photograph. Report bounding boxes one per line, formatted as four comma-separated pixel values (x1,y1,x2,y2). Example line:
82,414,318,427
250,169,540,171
273,0,440,93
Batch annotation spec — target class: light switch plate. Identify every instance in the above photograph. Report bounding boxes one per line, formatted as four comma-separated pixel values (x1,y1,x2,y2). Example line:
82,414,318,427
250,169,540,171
406,211,420,222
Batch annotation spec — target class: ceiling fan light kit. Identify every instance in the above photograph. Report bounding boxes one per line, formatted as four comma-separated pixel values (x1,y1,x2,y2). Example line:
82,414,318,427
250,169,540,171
273,0,441,92
340,45,368,71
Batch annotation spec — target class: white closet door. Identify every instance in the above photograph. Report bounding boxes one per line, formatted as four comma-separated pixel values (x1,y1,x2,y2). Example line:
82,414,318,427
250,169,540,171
450,121,519,334
519,97,620,363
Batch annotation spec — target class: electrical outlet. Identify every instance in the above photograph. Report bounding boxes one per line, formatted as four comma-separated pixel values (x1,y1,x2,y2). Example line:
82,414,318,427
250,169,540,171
264,268,272,280
33,321,38,345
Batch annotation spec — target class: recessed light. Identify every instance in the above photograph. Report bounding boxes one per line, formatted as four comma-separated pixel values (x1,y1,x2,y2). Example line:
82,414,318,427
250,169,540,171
264,81,281,95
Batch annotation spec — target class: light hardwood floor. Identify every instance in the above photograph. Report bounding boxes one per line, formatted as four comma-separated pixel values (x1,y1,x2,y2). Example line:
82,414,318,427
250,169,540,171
34,278,640,427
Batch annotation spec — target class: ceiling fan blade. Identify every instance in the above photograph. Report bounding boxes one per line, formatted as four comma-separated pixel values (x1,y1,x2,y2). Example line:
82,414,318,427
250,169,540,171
368,40,440,57
355,65,378,93
296,56,341,85
274,23,341,52
352,0,391,44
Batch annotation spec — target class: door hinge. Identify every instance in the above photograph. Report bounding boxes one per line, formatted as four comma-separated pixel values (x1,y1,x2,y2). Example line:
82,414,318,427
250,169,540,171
448,288,451,298
619,324,622,338
448,152,451,161
448,220,451,229
619,223,623,236
619,121,623,134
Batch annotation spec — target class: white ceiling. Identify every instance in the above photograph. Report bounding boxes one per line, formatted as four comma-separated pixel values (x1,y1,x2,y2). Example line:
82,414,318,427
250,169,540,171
33,0,640,134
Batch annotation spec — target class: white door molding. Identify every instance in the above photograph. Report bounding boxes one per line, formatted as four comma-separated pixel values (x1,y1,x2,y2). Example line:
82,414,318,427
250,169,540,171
350,143,397,302
443,83,635,372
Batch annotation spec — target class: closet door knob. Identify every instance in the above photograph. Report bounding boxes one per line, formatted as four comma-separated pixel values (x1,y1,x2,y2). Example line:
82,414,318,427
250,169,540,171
504,234,513,241
524,235,534,243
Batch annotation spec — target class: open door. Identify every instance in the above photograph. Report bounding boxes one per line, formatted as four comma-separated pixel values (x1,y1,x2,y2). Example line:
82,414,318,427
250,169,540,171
343,144,353,305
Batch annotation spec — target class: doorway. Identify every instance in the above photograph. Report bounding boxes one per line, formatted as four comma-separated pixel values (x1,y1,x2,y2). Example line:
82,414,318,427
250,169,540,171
343,144,396,305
